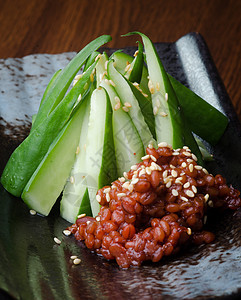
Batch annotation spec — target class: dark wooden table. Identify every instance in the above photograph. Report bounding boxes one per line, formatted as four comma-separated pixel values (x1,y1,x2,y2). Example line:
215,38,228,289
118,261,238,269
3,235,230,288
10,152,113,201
0,0,241,119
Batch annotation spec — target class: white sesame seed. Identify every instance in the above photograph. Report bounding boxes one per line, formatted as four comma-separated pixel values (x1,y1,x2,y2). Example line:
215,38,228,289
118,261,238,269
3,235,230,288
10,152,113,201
187,158,193,163
195,165,203,170
166,181,172,188
187,228,192,235
96,195,101,203
141,154,150,160
114,102,121,111
148,143,154,149
183,182,190,188
30,209,36,215
146,167,152,175
131,165,138,171
148,80,155,94
128,184,134,192
208,200,214,207
104,187,111,193
171,170,178,178
139,169,146,176
75,145,80,154
73,258,81,265
181,196,189,202
54,237,61,245
151,162,162,171
124,102,132,108
114,96,120,103
165,93,168,101
131,178,139,185
204,215,207,224
153,106,158,115
111,184,117,190
123,182,130,189
183,151,191,157
163,170,168,178
204,194,209,202
192,154,198,161
86,220,91,225
189,164,194,172
172,189,178,196
170,164,175,169
77,213,86,218
63,230,71,236
106,193,110,202
150,155,157,162
141,165,145,169
96,216,100,221
202,168,209,174
119,177,125,182
122,106,129,112
160,111,168,117
123,172,128,179
70,176,75,184
70,255,78,260
158,142,168,147
192,185,197,193
185,190,195,198
172,152,180,156
181,162,187,168
117,193,126,198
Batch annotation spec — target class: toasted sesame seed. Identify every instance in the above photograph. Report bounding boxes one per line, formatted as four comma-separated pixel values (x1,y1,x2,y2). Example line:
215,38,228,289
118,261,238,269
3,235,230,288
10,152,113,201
146,167,152,175
30,209,36,215
63,230,71,236
75,145,80,154
96,195,101,203
192,185,197,193
124,102,132,108
141,154,150,160
139,169,146,177
156,82,160,91
181,162,187,168
183,182,190,188
54,237,61,245
70,255,78,260
160,111,168,117
189,164,194,172
208,200,214,207
119,177,125,182
195,165,202,170
122,106,129,112
73,258,81,265
77,213,86,218
96,216,100,222
171,170,178,178
172,189,178,196
131,178,139,185
158,142,168,147
163,170,168,178
183,151,191,157
204,194,209,202
153,106,158,115
70,176,75,184
186,190,195,198
104,187,111,194
166,181,172,188
134,50,139,57
165,93,168,101
117,193,126,198
204,215,207,224
181,196,189,202
187,228,192,235
192,154,198,161
131,165,138,171
150,155,157,162
114,102,121,111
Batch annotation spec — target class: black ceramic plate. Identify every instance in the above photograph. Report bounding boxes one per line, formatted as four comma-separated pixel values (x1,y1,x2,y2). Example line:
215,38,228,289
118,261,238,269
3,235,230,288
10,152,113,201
0,33,241,300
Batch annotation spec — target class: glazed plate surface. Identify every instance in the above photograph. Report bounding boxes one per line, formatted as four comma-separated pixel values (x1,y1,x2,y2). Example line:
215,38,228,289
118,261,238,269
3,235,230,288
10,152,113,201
0,33,241,300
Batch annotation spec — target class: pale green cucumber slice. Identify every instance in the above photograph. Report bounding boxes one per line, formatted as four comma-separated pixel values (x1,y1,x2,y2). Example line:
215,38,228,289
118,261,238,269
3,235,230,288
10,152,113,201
85,88,117,216
100,77,144,176
60,86,93,223
107,60,155,149
21,95,89,216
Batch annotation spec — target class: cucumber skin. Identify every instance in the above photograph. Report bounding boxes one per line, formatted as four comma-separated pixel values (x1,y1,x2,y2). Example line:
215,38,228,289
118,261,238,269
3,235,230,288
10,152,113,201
1,63,96,197
21,95,89,216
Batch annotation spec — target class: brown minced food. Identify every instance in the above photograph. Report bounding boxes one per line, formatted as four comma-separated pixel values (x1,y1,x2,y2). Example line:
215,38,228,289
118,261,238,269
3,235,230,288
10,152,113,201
67,144,241,268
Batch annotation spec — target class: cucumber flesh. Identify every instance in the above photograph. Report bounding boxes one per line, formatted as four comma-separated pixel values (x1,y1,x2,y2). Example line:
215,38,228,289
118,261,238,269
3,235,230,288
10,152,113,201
21,93,90,216
84,88,117,216
107,60,155,149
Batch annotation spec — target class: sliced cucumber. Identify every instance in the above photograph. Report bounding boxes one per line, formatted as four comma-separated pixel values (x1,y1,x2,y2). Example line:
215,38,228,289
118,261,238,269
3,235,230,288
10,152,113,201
107,60,155,149
84,87,117,216
60,86,93,223
21,93,90,216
